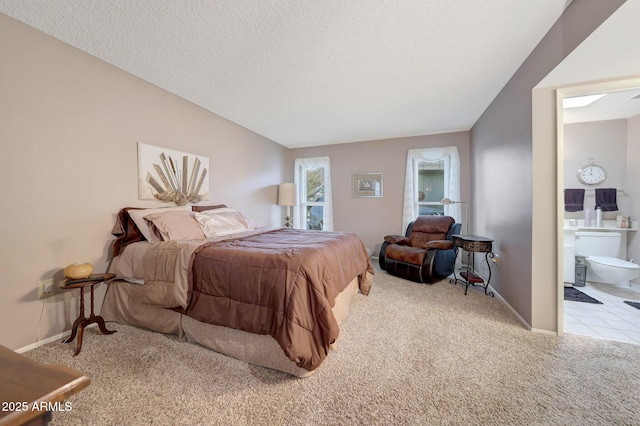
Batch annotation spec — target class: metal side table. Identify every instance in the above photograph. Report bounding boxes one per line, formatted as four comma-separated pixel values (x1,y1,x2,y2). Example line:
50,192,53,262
451,234,495,297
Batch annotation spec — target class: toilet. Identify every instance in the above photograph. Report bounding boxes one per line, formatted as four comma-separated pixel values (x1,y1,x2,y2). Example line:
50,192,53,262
574,232,640,284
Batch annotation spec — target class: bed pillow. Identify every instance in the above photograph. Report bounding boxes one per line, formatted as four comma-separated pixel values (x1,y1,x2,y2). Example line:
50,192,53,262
195,208,256,238
191,204,227,212
111,207,146,257
128,206,191,243
144,210,205,241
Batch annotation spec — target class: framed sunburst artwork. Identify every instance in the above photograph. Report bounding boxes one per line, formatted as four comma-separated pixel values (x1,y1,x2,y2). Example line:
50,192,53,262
137,142,209,205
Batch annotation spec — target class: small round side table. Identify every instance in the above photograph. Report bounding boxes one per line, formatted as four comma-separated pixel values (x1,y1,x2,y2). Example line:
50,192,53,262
451,235,495,297
58,273,117,356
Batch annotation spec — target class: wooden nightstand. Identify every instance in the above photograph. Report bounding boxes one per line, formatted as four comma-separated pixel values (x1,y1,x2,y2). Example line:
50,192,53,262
58,273,116,356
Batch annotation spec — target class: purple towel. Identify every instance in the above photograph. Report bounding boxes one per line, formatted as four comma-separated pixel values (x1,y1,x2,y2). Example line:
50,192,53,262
595,188,618,212
564,189,585,212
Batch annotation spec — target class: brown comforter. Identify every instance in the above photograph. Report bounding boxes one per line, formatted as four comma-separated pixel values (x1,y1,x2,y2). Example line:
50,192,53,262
185,228,373,371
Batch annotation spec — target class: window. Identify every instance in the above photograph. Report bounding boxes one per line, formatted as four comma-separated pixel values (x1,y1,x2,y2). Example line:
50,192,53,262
402,147,461,233
293,157,333,231
304,167,325,230
417,161,445,216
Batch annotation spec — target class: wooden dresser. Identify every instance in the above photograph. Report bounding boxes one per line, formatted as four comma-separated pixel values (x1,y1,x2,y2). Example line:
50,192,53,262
0,345,90,425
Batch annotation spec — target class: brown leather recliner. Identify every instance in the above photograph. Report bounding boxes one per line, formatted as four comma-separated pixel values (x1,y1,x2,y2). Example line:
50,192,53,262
379,216,461,283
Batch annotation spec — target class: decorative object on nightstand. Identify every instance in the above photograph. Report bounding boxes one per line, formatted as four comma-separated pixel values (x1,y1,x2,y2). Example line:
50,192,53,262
63,262,94,279
58,273,116,356
451,235,495,297
278,182,298,228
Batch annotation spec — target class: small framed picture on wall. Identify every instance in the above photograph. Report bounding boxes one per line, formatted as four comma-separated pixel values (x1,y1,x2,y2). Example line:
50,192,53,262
352,172,383,198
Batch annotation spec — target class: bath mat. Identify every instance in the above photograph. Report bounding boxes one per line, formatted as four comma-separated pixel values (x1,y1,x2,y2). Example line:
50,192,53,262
623,301,640,310
564,287,603,304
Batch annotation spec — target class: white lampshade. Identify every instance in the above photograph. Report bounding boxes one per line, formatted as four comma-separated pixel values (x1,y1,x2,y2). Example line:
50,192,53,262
440,197,454,205
278,183,298,207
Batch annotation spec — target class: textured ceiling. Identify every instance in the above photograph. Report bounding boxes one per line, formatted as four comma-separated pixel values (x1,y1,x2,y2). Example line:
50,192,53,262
0,1,571,148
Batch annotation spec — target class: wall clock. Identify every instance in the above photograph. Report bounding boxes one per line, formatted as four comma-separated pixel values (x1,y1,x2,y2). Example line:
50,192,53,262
577,159,606,185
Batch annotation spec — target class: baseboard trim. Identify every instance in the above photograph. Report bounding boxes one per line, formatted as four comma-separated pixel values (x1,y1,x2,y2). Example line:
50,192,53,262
16,330,72,354
491,285,557,336
489,287,538,331
453,268,556,335
531,328,558,336
497,292,543,332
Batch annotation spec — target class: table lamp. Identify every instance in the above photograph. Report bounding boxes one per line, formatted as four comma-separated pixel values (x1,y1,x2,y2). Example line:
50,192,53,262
278,183,298,228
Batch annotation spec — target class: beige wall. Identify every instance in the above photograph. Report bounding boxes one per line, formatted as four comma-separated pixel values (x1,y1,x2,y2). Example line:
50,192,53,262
628,115,640,278
563,118,639,284
563,119,630,219
0,14,288,351
472,0,625,331
288,133,470,252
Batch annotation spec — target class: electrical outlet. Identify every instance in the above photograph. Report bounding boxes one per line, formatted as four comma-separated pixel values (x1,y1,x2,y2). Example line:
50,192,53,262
492,254,501,266
38,278,54,299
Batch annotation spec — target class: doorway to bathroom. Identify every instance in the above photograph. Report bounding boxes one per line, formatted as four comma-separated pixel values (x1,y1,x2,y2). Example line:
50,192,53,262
557,79,640,345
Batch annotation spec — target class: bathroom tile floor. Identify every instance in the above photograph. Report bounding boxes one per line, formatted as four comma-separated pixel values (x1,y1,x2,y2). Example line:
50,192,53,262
564,282,640,345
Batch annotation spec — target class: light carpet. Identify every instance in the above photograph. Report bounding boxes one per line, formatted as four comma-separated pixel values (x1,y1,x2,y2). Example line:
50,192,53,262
24,266,640,425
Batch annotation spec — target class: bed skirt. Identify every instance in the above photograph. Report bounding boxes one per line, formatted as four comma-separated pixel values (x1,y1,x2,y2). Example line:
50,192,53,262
100,277,361,377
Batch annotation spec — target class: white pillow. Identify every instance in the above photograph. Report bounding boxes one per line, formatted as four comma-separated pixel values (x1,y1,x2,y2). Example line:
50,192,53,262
195,208,255,238
128,206,191,243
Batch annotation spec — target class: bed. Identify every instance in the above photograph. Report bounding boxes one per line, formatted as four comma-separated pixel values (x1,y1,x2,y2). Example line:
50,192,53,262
100,205,373,377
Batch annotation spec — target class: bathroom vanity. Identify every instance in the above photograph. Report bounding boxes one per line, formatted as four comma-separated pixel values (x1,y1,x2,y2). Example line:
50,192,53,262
563,219,637,285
